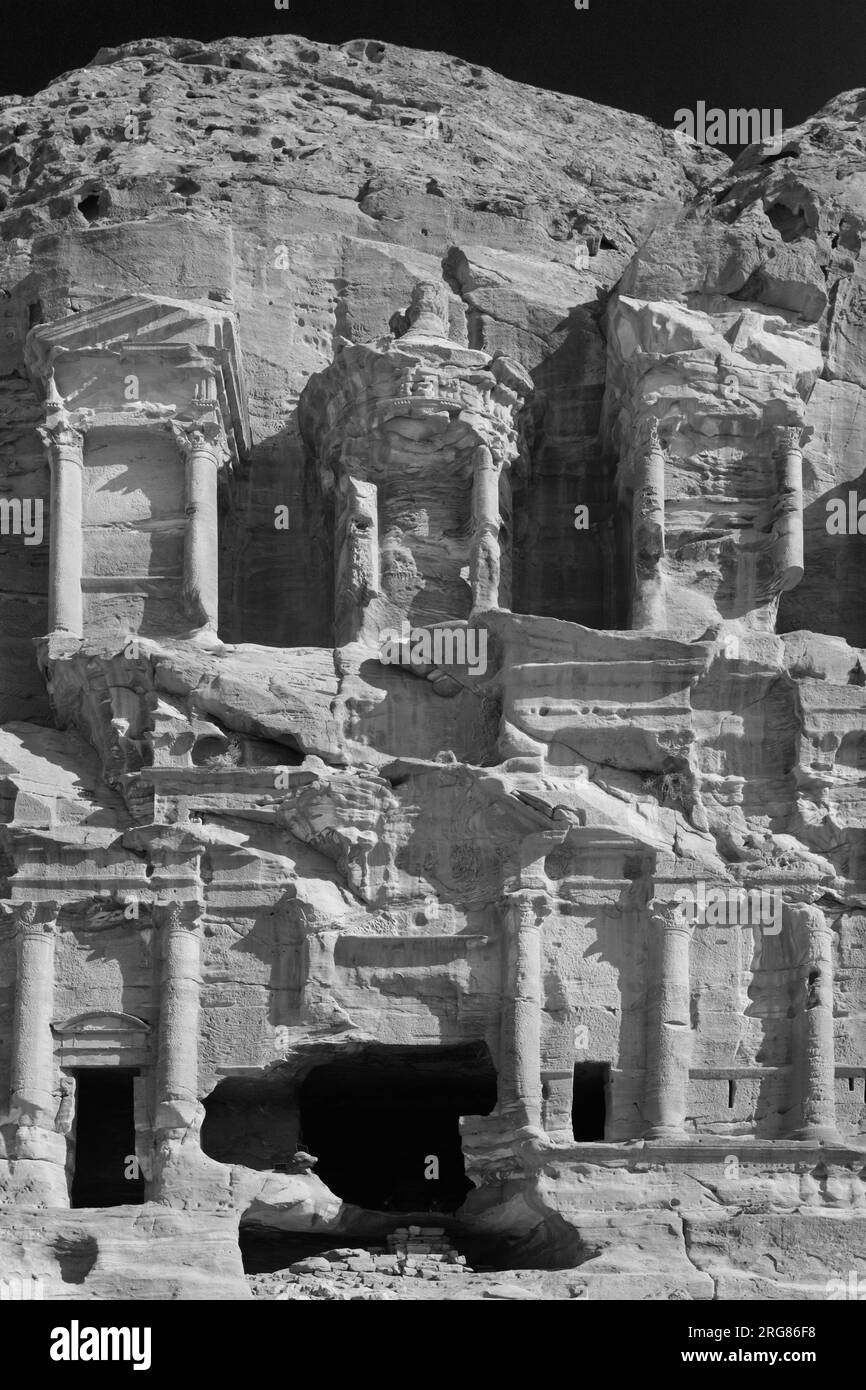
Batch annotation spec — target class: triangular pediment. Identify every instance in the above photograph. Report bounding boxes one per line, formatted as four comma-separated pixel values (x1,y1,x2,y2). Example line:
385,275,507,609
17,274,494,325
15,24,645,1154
25,293,250,455
26,293,239,357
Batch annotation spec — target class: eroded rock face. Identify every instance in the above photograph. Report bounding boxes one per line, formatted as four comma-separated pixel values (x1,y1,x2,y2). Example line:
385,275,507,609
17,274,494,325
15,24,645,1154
0,34,864,1301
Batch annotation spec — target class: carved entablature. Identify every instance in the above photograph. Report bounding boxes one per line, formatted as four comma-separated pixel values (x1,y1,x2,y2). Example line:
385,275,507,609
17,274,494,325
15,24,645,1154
25,295,250,646
26,294,250,464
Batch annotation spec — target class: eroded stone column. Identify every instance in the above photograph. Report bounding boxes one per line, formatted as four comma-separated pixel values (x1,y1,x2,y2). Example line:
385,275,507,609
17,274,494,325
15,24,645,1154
772,425,805,592
155,901,202,1130
791,903,838,1141
171,420,225,635
631,419,666,629
470,443,502,610
499,891,544,1133
9,902,58,1131
337,476,379,644
643,898,693,1140
37,416,87,638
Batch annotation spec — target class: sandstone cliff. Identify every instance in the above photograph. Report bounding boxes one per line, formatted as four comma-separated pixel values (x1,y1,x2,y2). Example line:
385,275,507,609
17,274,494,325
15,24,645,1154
0,35,864,1302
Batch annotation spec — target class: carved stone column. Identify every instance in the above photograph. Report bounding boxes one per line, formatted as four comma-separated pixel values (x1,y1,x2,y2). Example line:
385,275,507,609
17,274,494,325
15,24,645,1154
154,901,202,1130
631,420,666,629
9,902,58,1131
37,415,87,638
470,443,502,610
791,903,838,1141
499,891,544,1133
336,475,379,645
171,420,226,635
772,425,805,592
643,898,693,1140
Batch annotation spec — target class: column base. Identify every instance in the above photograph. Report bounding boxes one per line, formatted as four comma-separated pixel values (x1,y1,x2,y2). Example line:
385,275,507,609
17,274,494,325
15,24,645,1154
643,1125,690,1143
39,631,84,657
790,1125,842,1144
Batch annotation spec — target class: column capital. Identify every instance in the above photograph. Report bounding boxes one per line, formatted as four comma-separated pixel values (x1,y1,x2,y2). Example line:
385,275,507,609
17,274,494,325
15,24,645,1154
772,424,807,458
648,896,695,937
14,900,59,937
502,888,551,927
643,416,668,460
37,407,90,459
473,441,503,471
169,416,229,466
152,898,204,934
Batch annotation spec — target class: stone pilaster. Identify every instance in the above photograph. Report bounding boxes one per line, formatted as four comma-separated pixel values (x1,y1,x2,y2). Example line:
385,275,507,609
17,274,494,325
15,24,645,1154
499,890,544,1133
791,903,839,1141
631,418,666,629
772,425,805,592
37,414,87,638
9,902,59,1133
470,443,502,610
643,898,693,1140
171,419,226,635
154,900,203,1131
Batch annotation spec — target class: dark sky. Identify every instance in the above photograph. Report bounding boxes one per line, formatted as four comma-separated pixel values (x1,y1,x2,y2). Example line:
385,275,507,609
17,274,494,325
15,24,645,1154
1,0,863,138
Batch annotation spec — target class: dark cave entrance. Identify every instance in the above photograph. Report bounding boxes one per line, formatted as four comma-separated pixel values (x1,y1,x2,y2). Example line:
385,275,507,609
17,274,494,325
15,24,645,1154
70,1069,144,1208
298,1043,497,1213
571,1062,608,1141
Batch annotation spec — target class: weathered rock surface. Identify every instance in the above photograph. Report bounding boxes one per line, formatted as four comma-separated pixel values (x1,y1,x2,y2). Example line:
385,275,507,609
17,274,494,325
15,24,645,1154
0,33,864,1301
0,1206,248,1298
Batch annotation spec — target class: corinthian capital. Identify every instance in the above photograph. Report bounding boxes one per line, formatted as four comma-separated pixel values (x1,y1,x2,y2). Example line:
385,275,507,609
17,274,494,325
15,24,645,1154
648,896,694,935
37,407,90,455
773,424,806,456
15,901,59,936
152,898,204,934
645,417,666,457
170,416,229,465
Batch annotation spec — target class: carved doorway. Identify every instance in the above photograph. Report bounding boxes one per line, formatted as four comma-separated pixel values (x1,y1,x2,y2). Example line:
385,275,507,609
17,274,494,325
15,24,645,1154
69,1069,144,1208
